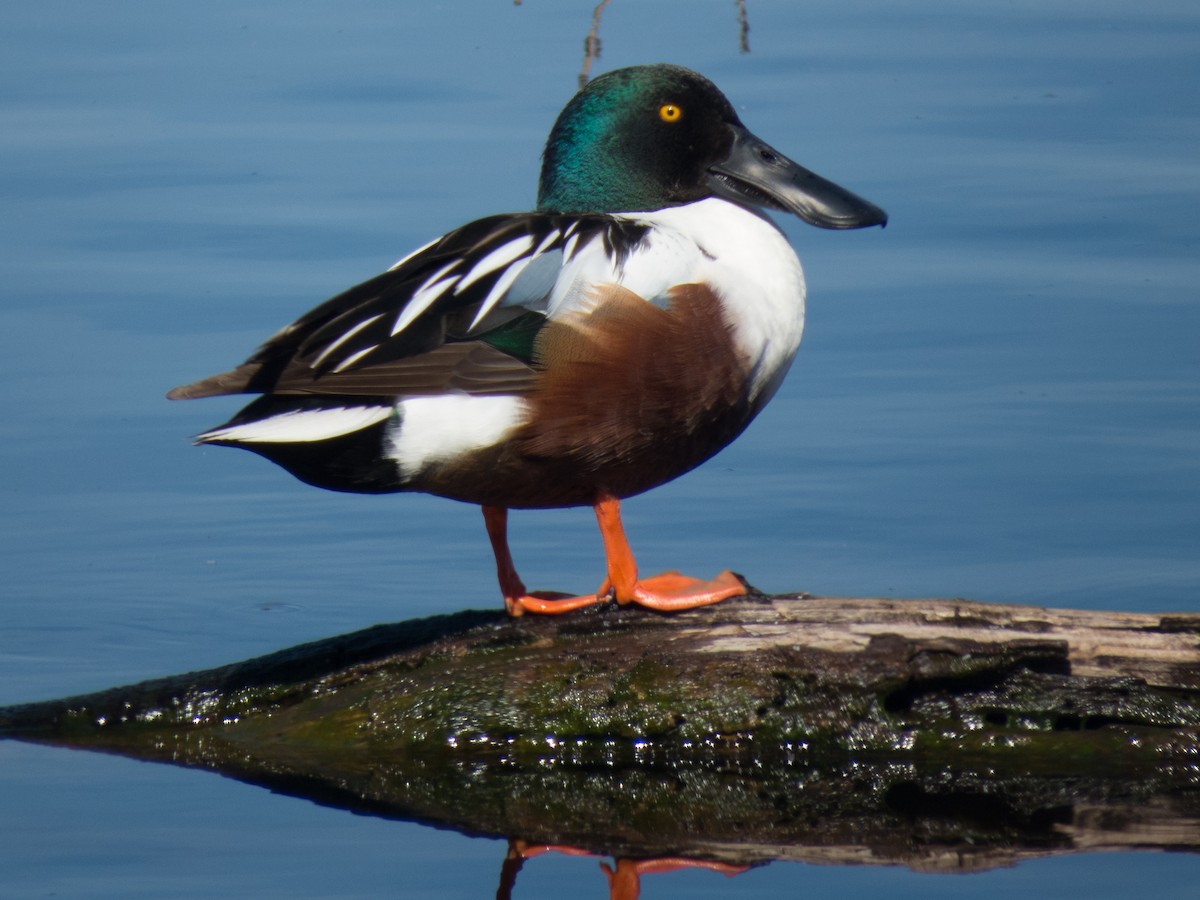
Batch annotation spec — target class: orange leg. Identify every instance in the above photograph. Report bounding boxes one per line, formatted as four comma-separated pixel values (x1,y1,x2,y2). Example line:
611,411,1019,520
593,493,745,611
501,842,746,900
482,506,607,616
482,498,746,617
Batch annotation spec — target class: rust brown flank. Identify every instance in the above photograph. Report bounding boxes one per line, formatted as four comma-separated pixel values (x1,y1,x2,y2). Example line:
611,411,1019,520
436,282,753,506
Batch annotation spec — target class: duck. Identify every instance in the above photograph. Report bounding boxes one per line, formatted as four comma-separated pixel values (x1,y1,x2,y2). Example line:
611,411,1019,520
168,63,887,616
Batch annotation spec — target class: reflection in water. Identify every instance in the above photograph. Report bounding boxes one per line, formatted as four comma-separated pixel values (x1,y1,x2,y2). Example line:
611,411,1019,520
3,600,1197,885
8,727,1198,880
498,842,746,900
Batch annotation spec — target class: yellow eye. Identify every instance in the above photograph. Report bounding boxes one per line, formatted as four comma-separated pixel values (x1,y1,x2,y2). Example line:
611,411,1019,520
658,103,682,123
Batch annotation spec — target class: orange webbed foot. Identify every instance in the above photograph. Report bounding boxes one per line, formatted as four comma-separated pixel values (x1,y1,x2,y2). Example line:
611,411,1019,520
593,496,746,611
618,569,746,611
484,501,748,618
504,590,608,617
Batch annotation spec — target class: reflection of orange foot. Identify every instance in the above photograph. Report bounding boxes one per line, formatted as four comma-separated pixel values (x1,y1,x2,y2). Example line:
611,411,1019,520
483,498,746,617
602,857,749,898
607,857,748,877
499,841,602,900
508,840,594,860
500,841,748,900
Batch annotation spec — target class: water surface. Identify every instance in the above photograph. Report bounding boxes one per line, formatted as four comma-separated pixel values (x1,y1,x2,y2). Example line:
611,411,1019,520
1,1,1197,896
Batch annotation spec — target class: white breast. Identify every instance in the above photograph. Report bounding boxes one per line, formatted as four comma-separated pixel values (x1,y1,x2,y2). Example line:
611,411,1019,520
382,199,807,482
616,198,807,405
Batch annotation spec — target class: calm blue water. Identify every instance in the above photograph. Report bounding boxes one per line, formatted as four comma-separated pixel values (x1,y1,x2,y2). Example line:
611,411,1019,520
1,1,1197,896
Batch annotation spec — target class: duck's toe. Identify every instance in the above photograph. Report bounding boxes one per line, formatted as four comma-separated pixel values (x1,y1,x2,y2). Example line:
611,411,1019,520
504,589,609,617
617,569,746,611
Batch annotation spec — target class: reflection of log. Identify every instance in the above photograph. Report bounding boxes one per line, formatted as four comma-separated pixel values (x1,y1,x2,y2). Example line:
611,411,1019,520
2,594,1198,870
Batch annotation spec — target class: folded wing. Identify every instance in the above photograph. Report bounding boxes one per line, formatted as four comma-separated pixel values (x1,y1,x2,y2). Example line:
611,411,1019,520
167,213,652,402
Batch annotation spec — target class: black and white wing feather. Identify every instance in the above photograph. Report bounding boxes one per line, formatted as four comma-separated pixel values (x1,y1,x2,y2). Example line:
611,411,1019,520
167,213,650,401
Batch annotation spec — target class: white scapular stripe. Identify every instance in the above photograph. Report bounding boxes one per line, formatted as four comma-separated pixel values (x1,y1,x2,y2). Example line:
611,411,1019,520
331,343,379,373
391,261,462,337
532,229,561,256
388,235,439,271
466,254,535,332
456,235,535,291
310,313,385,369
199,406,392,444
500,249,563,313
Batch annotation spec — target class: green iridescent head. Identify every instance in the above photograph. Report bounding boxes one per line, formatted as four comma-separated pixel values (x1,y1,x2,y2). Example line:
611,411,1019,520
537,64,742,214
536,64,888,230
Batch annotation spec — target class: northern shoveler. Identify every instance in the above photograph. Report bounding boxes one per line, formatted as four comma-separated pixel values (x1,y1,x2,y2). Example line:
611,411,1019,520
168,63,887,616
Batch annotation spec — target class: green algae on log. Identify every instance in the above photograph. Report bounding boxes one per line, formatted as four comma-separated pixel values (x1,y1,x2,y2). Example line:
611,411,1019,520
2,594,1199,870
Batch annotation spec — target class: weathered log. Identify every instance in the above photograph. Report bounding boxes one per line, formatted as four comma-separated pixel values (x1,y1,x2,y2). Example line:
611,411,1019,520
3,593,1199,871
